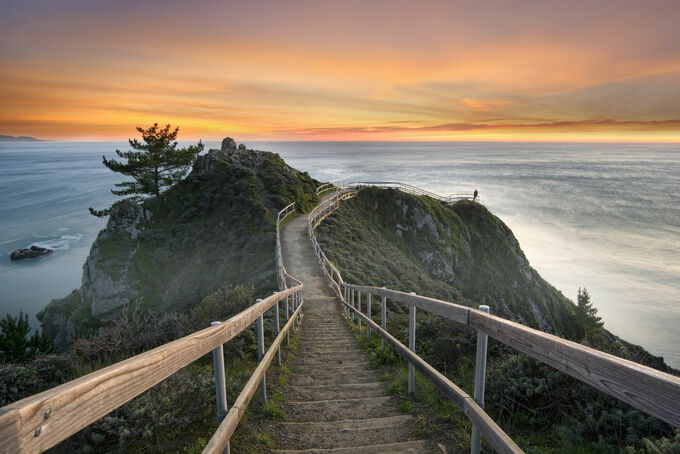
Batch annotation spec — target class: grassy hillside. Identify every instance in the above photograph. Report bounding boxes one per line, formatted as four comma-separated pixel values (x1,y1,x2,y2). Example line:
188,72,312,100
316,187,677,453
317,187,577,334
38,146,320,346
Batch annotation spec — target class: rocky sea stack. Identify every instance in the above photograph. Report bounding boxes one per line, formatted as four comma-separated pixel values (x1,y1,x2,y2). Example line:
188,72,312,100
10,245,53,260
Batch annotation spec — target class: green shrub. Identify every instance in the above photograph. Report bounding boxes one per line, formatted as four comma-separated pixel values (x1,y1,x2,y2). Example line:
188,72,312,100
0,312,55,362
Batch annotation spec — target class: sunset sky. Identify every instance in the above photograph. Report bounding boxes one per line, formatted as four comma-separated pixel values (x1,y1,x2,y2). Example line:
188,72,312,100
1,0,679,141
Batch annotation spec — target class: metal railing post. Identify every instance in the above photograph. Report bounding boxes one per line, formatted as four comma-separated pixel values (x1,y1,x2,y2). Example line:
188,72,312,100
471,305,490,454
357,291,362,332
273,292,281,365
408,292,416,395
367,293,372,339
351,289,355,322
285,295,290,345
298,290,302,325
210,321,230,454
343,285,348,317
381,289,387,352
255,301,267,404
291,292,296,330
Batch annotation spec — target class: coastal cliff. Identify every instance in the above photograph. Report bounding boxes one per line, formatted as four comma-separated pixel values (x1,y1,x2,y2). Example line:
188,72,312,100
38,140,319,349
316,187,578,334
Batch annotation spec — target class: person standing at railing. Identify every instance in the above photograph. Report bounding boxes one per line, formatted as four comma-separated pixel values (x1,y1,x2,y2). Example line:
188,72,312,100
473,189,479,202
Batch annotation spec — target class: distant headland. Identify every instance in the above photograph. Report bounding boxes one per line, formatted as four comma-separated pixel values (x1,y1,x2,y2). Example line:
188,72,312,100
0,134,47,142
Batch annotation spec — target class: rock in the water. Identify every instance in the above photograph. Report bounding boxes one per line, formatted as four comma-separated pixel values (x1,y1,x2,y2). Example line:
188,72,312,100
220,137,237,152
10,246,53,260
238,143,246,151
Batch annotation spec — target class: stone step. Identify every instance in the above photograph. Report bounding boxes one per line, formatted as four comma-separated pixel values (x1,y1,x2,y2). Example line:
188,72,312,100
282,396,400,422
272,415,415,450
286,370,379,387
290,358,371,368
289,354,365,365
271,440,433,454
289,364,375,377
296,337,359,345
302,329,354,336
295,345,361,354
283,382,386,401
293,347,363,356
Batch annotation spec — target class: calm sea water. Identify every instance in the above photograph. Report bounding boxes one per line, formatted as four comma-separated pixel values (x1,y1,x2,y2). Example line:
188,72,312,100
1,141,678,367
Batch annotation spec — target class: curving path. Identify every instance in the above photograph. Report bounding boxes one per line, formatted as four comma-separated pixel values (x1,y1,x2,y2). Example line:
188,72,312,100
268,196,435,453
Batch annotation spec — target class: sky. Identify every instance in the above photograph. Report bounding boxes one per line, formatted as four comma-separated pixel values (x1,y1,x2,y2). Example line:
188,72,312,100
1,0,679,142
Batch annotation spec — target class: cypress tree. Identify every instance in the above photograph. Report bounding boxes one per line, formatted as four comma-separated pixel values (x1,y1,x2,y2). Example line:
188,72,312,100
0,312,54,362
576,287,603,340
89,123,203,216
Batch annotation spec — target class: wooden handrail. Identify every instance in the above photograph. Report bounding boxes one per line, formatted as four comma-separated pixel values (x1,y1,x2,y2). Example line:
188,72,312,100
343,298,522,454
276,202,296,290
315,182,335,195
0,285,301,453
343,284,680,427
203,300,304,453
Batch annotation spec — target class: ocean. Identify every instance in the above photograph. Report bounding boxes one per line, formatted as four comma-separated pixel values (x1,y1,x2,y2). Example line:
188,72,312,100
1,141,678,367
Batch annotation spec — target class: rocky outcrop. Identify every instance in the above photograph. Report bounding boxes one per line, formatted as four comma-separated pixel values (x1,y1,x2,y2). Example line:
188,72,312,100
10,246,53,260
220,137,236,152
193,146,272,173
81,200,143,321
36,290,79,351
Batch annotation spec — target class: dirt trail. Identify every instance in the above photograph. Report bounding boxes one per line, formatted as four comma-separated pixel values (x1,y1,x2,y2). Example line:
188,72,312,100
268,199,436,453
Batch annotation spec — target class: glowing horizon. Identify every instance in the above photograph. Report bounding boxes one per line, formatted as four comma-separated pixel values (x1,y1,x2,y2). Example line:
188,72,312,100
1,0,679,142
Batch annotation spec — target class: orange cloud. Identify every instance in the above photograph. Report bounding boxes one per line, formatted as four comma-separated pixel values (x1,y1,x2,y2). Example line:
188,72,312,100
1,1,679,141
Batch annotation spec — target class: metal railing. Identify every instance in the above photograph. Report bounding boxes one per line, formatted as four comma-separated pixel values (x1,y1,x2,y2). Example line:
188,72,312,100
0,203,305,454
307,185,680,454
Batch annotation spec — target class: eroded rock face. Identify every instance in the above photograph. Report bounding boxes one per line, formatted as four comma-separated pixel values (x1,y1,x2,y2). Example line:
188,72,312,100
37,290,79,351
82,199,143,321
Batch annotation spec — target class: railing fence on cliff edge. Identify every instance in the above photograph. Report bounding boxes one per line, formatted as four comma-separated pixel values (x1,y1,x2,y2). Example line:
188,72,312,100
306,183,680,454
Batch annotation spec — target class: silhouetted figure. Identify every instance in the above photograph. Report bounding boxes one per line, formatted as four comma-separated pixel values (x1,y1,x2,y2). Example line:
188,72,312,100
473,189,478,202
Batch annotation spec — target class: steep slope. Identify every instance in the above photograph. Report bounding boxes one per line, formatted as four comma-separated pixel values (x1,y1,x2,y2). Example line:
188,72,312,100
316,187,577,335
38,141,319,348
